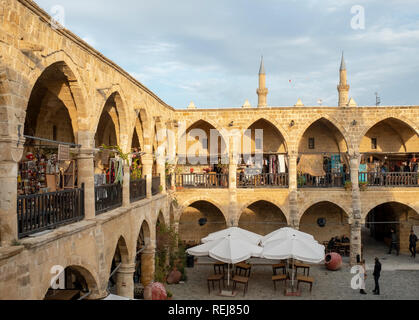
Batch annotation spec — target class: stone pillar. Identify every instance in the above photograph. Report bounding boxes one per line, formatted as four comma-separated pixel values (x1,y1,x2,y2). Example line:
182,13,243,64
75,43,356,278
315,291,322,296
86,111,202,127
141,246,156,287
349,153,362,265
77,148,96,220
116,263,135,299
156,156,166,194
288,154,299,228
0,139,23,245
350,221,362,266
122,162,130,207
142,154,153,199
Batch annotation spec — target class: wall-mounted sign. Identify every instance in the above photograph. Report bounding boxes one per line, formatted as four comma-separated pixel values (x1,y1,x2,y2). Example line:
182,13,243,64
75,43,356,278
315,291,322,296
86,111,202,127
58,144,70,161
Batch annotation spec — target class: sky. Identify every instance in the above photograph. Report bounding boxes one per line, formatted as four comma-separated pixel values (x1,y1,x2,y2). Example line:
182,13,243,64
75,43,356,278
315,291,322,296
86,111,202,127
35,0,419,109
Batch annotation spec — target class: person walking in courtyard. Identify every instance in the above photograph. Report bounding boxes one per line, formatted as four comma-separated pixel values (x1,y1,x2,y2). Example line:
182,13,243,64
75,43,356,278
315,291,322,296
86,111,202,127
409,230,418,258
388,228,399,256
373,257,381,295
359,259,367,295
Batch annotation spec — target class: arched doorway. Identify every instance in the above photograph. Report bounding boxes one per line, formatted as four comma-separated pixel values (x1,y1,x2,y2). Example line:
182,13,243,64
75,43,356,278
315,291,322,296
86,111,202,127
239,201,287,235
297,118,349,188
44,265,98,300
107,236,129,296
134,220,152,298
364,202,419,255
299,201,350,244
239,119,288,188
359,118,419,187
179,201,227,247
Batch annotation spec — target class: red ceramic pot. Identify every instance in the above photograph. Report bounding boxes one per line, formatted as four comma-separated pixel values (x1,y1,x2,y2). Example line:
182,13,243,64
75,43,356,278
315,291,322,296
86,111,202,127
144,282,167,300
167,268,182,285
325,252,342,271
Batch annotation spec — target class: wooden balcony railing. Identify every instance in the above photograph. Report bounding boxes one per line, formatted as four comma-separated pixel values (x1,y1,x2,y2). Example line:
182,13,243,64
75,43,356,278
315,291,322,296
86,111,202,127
130,178,147,203
237,173,289,188
17,184,85,239
95,183,122,215
359,172,419,187
298,173,350,188
175,174,229,189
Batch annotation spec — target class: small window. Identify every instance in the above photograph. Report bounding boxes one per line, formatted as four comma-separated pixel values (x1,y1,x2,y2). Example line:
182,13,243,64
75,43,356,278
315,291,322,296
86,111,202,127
309,138,315,150
371,138,377,150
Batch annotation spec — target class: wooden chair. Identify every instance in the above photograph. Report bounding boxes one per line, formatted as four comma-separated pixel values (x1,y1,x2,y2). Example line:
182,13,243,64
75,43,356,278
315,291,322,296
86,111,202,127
214,262,227,275
272,274,287,291
235,263,251,277
296,275,314,293
295,262,310,276
272,263,286,275
207,274,224,294
232,275,249,297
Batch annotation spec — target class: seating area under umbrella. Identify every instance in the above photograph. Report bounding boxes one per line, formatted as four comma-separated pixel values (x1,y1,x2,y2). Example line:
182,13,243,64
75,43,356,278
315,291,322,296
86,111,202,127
187,226,325,296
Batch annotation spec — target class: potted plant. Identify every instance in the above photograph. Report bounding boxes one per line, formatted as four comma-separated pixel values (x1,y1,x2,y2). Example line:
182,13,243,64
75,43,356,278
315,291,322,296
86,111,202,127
344,181,352,191
167,290,173,300
359,182,368,191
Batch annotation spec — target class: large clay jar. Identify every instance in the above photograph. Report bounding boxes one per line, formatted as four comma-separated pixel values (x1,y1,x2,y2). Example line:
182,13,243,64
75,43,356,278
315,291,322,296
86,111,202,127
144,282,167,300
167,268,182,285
325,253,342,271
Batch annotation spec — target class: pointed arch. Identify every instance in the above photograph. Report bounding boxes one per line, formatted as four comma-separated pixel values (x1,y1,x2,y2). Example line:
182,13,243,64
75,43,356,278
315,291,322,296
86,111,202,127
359,117,419,153
295,115,351,154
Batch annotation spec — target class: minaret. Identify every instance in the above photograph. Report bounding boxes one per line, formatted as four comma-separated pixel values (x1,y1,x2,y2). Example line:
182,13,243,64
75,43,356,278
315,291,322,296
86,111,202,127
337,52,350,107
257,56,268,108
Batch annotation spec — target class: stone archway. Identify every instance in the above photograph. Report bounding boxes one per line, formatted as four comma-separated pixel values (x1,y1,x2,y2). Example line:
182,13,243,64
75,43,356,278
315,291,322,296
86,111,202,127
238,200,288,236
178,200,227,246
364,202,419,255
44,265,100,300
299,201,350,243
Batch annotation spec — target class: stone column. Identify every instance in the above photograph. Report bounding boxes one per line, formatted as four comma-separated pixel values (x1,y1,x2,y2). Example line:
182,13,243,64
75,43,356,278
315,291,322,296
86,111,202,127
116,263,135,299
77,148,96,220
142,154,153,199
288,153,299,228
156,156,166,194
141,246,156,287
122,162,130,207
349,153,362,265
0,139,23,245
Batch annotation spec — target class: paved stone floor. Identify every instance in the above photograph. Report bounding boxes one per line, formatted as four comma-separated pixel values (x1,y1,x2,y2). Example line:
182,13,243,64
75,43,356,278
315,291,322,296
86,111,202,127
167,229,419,300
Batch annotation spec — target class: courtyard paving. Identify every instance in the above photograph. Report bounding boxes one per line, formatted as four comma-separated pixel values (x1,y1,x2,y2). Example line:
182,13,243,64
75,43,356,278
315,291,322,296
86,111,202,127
167,230,419,300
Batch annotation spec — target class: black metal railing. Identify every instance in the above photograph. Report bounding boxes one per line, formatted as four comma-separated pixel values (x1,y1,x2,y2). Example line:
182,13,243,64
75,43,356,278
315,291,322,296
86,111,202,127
152,176,161,195
17,184,85,239
359,172,419,187
130,178,147,203
175,174,229,189
95,183,122,215
298,173,350,188
237,173,289,188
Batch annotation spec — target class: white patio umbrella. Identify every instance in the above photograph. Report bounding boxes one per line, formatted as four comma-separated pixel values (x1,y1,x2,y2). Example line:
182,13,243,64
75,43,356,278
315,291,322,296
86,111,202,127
261,227,315,247
201,227,263,245
261,228,325,289
187,235,263,286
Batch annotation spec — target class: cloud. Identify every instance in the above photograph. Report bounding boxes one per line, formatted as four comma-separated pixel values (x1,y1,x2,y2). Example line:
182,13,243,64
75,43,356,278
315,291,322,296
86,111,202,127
34,0,419,108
